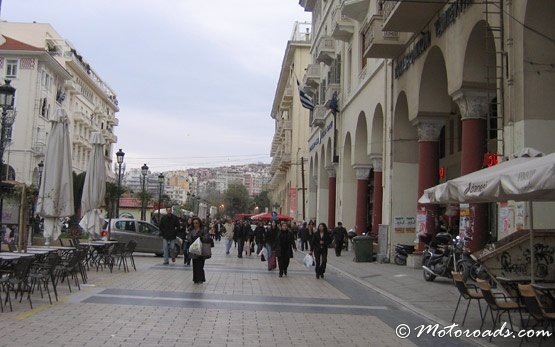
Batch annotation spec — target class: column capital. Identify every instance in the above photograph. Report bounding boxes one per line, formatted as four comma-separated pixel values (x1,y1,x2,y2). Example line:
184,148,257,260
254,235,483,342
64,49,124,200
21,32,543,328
370,156,383,172
353,164,372,180
413,118,445,142
325,164,337,178
451,89,490,120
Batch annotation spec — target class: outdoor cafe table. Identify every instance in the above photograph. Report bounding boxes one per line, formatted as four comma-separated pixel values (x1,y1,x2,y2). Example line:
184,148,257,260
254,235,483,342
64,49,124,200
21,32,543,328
0,252,36,259
532,283,555,312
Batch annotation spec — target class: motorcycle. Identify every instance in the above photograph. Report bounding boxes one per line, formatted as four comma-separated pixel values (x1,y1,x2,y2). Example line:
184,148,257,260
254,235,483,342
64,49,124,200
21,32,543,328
422,233,465,281
394,244,415,265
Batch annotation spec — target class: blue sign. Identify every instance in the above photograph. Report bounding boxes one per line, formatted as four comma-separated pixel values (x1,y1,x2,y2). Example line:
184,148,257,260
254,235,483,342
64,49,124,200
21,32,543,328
272,211,278,220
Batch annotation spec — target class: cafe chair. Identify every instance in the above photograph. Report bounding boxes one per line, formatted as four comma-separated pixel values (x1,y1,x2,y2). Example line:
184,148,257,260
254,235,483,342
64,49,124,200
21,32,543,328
5,257,35,310
517,284,555,346
122,240,137,271
451,271,484,326
29,252,60,305
477,278,524,339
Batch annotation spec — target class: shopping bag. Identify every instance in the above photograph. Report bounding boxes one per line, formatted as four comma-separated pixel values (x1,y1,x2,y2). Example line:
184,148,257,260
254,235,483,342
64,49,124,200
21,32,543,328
269,253,277,270
304,254,315,268
188,237,202,256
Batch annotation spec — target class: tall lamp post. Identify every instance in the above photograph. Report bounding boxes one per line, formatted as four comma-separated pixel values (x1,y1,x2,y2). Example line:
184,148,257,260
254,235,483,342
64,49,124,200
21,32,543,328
0,80,16,249
115,149,125,218
157,173,164,224
140,163,148,221
33,160,44,234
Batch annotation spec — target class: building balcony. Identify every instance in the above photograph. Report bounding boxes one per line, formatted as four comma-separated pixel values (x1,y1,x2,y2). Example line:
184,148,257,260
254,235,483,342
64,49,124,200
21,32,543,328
341,0,370,22
382,0,447,32
311,105,327,128
283,120,292,130
299,0,316,12
64,80,79,93
281,86,293,107
280,153,292,170
72,133,87,147
303,64,321,89
363,15,407,59
331,6,354,42
73,111,87,124
325,83,341,105
107,117,119,126
315,37,336,66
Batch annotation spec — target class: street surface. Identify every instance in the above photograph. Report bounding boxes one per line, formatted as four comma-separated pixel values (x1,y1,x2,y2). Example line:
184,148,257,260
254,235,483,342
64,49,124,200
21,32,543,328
0,241,540,346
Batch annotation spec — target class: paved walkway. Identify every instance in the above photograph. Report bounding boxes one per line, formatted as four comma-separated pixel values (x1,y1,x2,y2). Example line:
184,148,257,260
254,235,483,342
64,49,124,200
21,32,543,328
0,240,548,346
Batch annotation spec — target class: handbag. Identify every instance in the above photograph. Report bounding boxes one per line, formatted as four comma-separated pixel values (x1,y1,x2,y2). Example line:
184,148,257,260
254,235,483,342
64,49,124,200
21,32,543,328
201,241,212,258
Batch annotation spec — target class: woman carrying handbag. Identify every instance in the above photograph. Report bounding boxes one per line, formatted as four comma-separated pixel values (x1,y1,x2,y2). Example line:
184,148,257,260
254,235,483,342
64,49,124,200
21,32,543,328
189,217,212,284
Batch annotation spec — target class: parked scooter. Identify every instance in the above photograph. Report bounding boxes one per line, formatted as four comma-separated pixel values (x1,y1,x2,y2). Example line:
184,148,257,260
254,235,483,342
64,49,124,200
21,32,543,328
422,232,464,281
394,244,415,265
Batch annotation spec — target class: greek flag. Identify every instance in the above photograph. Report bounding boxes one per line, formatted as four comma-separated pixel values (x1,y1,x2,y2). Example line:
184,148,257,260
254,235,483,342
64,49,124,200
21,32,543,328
297,80,314,111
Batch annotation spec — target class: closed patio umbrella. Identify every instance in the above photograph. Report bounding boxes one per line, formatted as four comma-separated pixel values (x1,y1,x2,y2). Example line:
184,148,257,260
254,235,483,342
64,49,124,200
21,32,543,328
79,132,106,239
36,109,74,245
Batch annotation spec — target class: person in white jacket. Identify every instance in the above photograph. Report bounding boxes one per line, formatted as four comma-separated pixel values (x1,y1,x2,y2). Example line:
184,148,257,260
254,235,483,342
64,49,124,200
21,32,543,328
223,218,235,255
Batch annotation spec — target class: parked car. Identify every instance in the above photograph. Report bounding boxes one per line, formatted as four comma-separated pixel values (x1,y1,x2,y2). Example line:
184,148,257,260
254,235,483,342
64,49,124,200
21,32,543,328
102,219,182,257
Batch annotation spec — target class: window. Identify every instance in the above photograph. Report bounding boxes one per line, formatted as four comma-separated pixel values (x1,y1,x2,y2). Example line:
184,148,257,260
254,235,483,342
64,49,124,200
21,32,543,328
41,70,52,91
6,59,18,78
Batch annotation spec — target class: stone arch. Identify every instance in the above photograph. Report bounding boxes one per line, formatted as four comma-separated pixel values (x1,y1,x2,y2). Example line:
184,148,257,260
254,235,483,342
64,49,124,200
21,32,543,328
462,20,496,90
418,46,451,117
340,133,356,230
370,104,384,156
393,92,418,163
523,0,555,124
354,112,370,165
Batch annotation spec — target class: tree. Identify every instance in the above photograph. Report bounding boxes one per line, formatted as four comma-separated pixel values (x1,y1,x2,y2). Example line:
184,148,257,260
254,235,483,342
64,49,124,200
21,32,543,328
104,182,119,219
223,183,251,216
252,191,271,212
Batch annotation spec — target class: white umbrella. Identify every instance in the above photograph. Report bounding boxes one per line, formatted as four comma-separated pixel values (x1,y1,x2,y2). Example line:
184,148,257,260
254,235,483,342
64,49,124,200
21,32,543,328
36,109,74,244
79,132,106,238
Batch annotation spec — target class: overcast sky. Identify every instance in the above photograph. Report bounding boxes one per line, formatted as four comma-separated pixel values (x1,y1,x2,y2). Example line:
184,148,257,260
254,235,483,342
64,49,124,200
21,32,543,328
2,0,310,171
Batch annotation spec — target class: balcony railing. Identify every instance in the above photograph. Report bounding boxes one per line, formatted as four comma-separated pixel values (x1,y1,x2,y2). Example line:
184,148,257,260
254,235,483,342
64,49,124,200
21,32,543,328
341,0,370,22
331,6,354,42
325,83,341,105
382,0,448,32
315,37,336,66
363,14,407,58
311,105,328,128
303,64,321,88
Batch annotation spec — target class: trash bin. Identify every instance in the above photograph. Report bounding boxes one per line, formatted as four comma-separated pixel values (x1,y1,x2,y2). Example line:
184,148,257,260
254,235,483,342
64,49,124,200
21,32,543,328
352,235,373,262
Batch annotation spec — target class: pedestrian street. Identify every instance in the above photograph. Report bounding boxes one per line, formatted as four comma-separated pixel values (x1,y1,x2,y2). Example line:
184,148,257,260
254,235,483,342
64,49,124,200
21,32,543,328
0,241,477,347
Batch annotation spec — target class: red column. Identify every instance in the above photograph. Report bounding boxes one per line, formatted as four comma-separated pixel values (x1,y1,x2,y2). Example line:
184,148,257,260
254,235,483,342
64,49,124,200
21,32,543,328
415,120,444,250
455,90,489,252
371,157,383,237
354,165,371,235
328,176,336,228
462,118,487,252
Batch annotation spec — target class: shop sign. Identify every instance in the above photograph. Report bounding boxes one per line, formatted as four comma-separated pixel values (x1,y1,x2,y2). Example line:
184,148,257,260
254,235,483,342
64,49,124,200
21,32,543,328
416,210,427,235
434,0,473,38
459,203,471,239
309,120,334,153
394,216,415,233
394,31,431,79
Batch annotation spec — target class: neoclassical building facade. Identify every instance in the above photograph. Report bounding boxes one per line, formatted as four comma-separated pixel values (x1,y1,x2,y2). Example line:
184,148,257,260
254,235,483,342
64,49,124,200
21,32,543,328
0,21,119,186
297,0,554,255
269,22,312,221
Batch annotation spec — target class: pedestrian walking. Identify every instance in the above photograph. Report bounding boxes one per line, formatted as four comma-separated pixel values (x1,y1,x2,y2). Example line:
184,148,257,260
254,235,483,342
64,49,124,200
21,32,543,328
189,217,211,284
310,222,332,279
264,220,278,270
159,207,180,265
275,222,296,277
223,218,235,255
298,222,309,251
332,222,348,256
236,220,246,258
254,221,265,255
245,221,255,256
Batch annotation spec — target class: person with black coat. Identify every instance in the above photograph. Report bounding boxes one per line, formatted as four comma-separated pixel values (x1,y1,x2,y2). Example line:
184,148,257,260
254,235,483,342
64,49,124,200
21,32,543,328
188,217,212,284
235,220,246,258
332,222,348,256
254,222,265,256
298,222,309,251
264,220,278,270
310,222,332,279
275,222,296,277
159,207,181,264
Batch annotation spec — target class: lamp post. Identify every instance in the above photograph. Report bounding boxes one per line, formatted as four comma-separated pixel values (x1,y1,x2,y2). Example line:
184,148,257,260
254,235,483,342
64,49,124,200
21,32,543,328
33,160,44,235
157,173,164,224
0,79,16,248
140,163,148,221
115,149,125,218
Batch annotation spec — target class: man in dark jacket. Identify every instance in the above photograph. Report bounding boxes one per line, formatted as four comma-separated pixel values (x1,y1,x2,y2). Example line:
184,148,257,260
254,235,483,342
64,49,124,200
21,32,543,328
332,222,348,256
310,223,332,279
159,207,181,264
298,222,309,251
235,220,246,258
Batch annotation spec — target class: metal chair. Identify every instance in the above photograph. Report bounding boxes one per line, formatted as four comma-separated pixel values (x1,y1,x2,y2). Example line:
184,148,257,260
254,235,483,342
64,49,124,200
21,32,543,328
4,256,35,310
123,240,137,271
517,284,555,346
477,278,523,339
451,271,484,326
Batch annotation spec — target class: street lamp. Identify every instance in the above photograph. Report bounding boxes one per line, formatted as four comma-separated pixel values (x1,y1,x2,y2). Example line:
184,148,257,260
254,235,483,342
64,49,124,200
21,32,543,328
115,148,125,218
157,173,164,224
140,163,148,221
0,79,16,249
